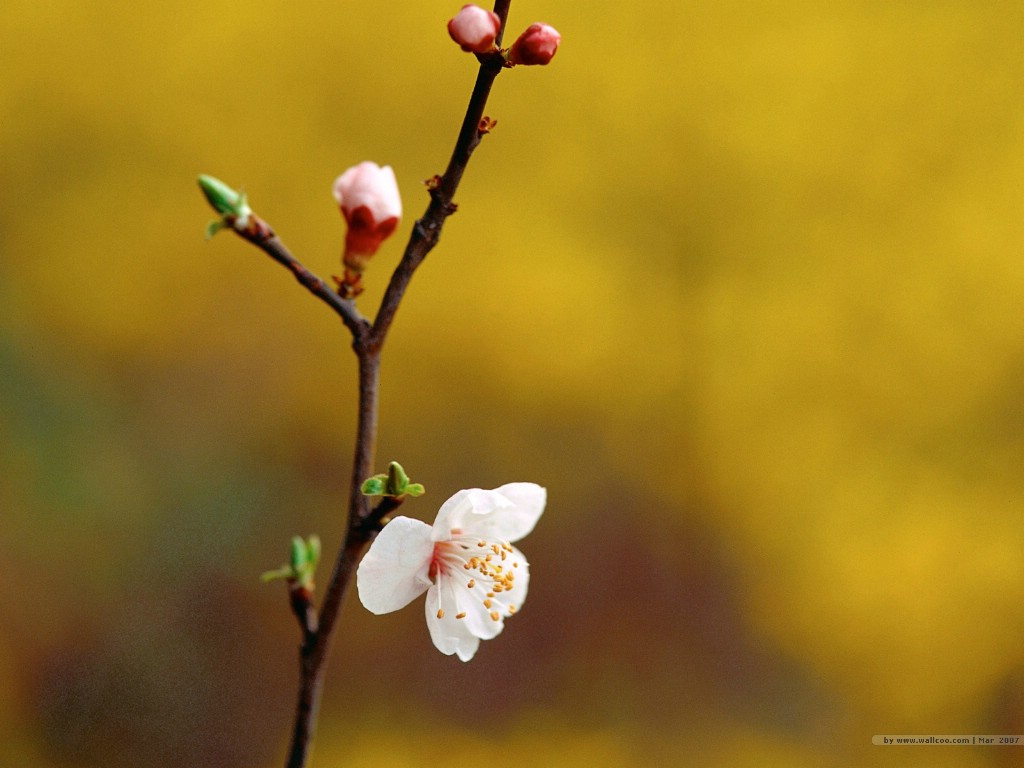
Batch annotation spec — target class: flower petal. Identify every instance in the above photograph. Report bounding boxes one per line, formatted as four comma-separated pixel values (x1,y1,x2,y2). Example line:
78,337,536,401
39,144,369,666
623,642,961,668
433,483,546,543
333,162,402,224
357,516,433,615
492,483,547,540
425,583,482,662
447,5,501,53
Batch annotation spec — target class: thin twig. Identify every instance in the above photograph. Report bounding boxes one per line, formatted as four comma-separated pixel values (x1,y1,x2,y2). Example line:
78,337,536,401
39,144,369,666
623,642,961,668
237,223,370,338
371,52,507,346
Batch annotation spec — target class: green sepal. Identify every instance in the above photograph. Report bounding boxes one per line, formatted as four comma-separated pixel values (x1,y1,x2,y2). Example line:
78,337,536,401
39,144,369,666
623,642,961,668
205,219,226,239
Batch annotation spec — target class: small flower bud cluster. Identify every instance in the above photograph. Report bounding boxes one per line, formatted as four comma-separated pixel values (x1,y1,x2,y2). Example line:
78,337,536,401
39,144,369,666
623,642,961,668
447,4,561,66
327,9,560,300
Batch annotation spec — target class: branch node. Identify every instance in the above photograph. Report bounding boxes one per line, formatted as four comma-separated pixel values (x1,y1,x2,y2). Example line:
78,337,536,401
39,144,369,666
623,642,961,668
288,582,319,645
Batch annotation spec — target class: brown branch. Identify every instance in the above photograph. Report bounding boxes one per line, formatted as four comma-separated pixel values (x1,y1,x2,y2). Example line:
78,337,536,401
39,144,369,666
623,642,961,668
220,4,516,766
280,7,512,768
199,6,523,765
370,49,506,346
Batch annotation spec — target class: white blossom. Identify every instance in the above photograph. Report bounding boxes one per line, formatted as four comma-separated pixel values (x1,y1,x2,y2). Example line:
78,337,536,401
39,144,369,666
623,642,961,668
357,482,546,661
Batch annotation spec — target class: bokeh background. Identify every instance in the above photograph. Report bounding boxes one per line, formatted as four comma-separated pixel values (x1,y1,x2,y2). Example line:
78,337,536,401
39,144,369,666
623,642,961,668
3,1,1024,766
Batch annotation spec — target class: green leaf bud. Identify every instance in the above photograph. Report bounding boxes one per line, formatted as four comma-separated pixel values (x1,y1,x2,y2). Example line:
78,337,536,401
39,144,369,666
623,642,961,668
197,173,252,236
290,535,307,571
198,174,242,215
361,475,388,496
386,461,411,496
305,535,321,570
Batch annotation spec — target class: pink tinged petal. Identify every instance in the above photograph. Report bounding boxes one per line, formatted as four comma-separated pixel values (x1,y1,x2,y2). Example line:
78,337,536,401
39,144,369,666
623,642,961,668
508,23,561,66
447,5,501,54
356,516,433,614
426,583,481,662
367,165,402,220
332,162,402,232
333,162,402,270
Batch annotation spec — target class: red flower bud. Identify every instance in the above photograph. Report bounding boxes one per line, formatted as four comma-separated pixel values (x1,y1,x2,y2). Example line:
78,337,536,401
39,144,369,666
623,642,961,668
332,162,401,297
332,161,402,270
508,23,561,66
447,5,502,54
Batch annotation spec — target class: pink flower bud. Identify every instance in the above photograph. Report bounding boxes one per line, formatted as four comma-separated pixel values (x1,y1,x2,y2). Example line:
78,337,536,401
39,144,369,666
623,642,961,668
508,23,561,66
332,161,402,268
447,4,502,54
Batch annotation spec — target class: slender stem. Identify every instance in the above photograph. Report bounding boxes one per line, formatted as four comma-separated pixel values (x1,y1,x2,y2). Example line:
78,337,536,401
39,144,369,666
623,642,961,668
284,349,378,768
492,0,512,45
370,52,505,346
320,349,380,642
283,534,367,768
239,225,370,338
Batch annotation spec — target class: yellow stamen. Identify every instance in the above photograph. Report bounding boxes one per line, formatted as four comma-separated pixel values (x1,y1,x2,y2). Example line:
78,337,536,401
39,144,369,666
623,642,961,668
456,612,467,619
437,609,445,619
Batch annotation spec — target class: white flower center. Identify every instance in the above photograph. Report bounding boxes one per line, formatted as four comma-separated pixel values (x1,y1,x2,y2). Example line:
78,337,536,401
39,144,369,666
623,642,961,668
430,528,521,622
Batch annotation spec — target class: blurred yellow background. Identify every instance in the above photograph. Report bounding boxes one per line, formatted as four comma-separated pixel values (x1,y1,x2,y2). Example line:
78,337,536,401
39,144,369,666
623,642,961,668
3,1,1024,766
